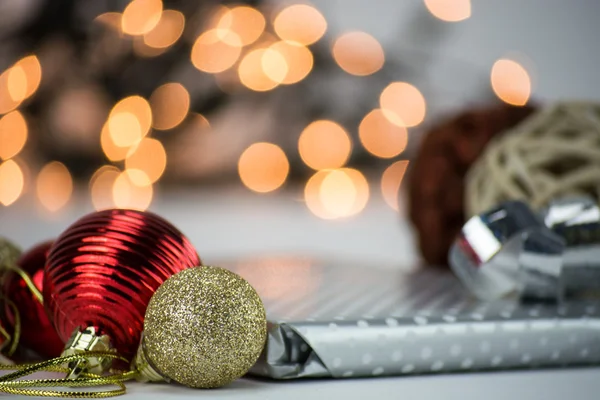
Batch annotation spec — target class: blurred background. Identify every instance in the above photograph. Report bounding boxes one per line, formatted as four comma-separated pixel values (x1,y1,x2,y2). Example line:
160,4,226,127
1,0,599,265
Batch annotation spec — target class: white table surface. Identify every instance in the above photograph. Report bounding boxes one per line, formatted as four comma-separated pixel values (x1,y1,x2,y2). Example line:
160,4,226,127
1,186,599,399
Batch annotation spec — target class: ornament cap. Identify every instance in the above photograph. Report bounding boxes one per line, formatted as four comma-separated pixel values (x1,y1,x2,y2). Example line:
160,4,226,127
62,326,114,379
132,335,169,383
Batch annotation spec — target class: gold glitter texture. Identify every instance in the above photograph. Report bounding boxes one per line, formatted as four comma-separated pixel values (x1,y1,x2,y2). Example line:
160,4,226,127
0,237,21,271
142,266,267,388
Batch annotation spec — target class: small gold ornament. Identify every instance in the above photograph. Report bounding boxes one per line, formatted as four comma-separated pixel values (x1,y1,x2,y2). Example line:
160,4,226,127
133,266,267,388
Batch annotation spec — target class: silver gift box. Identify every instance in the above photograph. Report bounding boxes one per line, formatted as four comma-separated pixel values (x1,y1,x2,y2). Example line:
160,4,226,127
224,257,600,379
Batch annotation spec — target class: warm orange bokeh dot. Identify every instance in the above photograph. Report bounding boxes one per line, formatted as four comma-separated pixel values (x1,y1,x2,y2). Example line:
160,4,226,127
95,12,123,31
491,59,532,106
304,168,369,220
125,138,167,185
8,55,42,102
143,10,185,49
217,6,265,46
261,48,289,84
108,96,152,147
381,160,409,211
238,142,289,193
0,70,21,114
424,0,471,22
100,123,129,162
36,162,73,212
191,29,242,74
112,170,154,211
0,111,28,160
359,109,408,158
298,120,351,170
269,41,313,84
133,36,168,57
273,4,327,46
150,82,190,130
380,82,426,127
238,49,279,92
121,0,163,35
0,159,24,206
332,31,384,76
90,165,120,210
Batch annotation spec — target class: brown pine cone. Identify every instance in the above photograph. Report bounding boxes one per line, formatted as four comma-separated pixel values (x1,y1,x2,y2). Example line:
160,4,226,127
407,103,536,266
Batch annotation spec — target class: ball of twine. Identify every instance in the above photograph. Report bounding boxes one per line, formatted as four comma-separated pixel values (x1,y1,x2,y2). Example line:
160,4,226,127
466,101,600,217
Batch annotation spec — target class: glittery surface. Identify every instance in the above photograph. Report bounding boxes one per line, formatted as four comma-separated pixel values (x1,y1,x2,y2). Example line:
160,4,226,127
143,266,267,388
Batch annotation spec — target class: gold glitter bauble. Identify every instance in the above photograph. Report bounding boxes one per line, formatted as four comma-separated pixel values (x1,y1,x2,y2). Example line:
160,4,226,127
0,237,21,271
142,266,267,388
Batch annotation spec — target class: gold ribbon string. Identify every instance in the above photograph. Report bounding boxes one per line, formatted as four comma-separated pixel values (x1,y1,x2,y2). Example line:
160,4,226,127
0,351,138,398
0,296,21,357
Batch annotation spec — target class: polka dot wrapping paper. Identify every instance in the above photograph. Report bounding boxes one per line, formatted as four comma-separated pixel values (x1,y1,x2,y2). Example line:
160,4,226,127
227,257,600,379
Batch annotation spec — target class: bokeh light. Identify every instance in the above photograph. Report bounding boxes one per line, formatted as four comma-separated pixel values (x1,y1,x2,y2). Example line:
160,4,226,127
298,120,352,170
332,31,384,76
125,138,167,185
269,41,313,84
112,170,154,211
143,10,185,49
90,165,120,210
424,0,471,22
191,29,242,74
273,4,327,46
121,0,163,36
0,159,24,206
238,142,289,193
217,6,265,46
261,48,289,84
8,55,42,102
36,161,73,212
0,111,28,160
379,82,426,127
133,36,168,57
150,82,190,130
359,109,408,158
238,49,279,91
100,123,130,162
108,96,152,147
304,168,369,220
95,12,123,31
0,70,21,114
491,59,532,106
381,160,409,211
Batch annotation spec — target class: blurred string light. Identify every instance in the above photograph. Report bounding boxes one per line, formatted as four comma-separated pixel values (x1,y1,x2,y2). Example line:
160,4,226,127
90,165,121,210
112,170,154,211
0,111,28,160
424,0,471,22
0,159,24,206
107,96,152,148
238,142,289,193
143,10,185,49
379,82,426,127
150,82,190,130
298,120,352,170
359,109,408,158
269,41,313,84
491,58,532,106
95,12,123,31
304,168,369,220
124,137,167,185
36,161,73,212
216,6,265,46
121,0,163,36
101,123,130,161
332,31,384,76
133,36,168,57
273,4,327,46
238,48,280,92
381,160,409,211
0,55,42,114
191,29,242,74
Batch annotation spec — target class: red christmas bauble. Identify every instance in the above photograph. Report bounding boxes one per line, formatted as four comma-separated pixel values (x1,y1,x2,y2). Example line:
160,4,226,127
44,209,200,361
3,241,65,359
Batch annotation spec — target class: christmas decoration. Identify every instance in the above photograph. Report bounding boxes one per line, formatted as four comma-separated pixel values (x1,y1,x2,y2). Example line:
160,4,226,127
408,103,536,266
466,102,600,216
44,209,200,375
3,241,64,360
133,266,267,388
0,237,22,357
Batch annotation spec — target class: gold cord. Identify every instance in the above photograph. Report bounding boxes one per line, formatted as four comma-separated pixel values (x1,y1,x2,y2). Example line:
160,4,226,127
0,351,139,398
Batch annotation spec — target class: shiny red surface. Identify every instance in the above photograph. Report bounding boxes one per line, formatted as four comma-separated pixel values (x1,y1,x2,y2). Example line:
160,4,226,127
4,241,65,359
44,209,200,361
